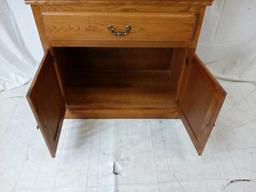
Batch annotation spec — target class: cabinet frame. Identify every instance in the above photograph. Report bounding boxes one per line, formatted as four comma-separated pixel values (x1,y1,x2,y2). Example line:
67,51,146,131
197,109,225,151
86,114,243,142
25,0,226,157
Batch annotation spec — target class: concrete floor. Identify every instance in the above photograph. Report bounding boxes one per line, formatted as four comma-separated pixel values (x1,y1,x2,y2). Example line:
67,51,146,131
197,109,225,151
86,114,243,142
0,80,256,192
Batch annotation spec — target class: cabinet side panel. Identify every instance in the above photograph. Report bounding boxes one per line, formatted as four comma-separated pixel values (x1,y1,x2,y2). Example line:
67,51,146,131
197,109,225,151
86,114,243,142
190,7,206,48
170,48,187,90
31,5,49,51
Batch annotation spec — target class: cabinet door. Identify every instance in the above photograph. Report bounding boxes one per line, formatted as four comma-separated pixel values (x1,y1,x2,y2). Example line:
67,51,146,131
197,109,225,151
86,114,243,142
27,50,66,157
178,52,226,155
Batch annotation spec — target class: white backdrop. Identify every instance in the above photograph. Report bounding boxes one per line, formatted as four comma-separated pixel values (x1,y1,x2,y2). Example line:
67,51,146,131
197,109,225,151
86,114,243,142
0,0,255,91
198,0,256,83
0,0,42,91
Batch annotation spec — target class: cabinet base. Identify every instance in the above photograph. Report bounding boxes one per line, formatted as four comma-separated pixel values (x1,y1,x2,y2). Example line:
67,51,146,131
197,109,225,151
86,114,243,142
65,108,180,119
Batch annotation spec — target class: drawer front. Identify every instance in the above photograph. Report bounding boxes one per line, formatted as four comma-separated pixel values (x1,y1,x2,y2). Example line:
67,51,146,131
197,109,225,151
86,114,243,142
42,12,196,43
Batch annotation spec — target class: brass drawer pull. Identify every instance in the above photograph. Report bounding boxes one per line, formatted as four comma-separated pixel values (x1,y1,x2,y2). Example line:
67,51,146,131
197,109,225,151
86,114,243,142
107,25,132,37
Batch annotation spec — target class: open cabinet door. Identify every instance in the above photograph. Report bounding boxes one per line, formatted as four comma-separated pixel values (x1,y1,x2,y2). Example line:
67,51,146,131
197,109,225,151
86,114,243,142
178,51,226,155
27,50,66,157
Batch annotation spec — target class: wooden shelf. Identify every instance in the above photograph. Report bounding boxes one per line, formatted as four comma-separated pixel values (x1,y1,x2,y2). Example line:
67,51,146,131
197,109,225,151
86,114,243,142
65,71,179,118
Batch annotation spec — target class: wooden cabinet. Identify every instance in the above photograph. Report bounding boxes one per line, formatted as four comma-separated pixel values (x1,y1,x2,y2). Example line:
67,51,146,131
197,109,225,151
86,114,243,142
25,0,226,157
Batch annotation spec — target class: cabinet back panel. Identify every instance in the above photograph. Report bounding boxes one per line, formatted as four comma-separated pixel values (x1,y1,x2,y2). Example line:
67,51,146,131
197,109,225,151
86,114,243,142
51,47,179,117
66,71,177,114
67,47,173,71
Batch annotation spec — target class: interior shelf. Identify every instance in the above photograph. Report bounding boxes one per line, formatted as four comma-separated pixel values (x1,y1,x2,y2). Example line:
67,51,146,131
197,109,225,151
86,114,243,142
66,71,177,110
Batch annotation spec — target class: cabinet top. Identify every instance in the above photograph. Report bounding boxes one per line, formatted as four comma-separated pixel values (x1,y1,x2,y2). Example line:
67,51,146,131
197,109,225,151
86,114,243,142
25,0,213,5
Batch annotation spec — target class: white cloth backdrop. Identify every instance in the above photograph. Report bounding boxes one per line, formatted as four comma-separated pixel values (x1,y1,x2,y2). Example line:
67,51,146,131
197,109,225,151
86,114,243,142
197,0,256,84
0,0,255,91
0,0,42,91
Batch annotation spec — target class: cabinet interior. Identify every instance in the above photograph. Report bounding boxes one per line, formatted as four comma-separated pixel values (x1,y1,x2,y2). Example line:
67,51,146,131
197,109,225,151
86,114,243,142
53,47,184,118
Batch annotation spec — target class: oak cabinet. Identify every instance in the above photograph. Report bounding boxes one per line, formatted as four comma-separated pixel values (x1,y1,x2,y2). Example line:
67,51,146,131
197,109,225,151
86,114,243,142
25,0,226,157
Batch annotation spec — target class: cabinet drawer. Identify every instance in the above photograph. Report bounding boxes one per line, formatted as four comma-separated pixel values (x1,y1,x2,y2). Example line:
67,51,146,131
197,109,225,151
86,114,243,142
42,12,196,44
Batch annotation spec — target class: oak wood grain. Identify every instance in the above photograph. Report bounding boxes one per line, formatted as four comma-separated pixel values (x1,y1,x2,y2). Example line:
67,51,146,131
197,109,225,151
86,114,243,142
42,12,196,43
27,50,66,158
31,5,49,51
66,71,176,109
65,108,180,119
49,39,190,48
25,0,226,157
25,0,214,6
64,47,173,71
40,3,192,12
178,51,226,155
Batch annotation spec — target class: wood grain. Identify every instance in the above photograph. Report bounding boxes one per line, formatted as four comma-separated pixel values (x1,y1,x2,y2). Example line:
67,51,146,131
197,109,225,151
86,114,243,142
31,5,49,51
42,12,196,43
178,51,226,155
40,3,192,13
48,39,190,48
25,0,214,6
66,71,176,109
25,0,226,157
65,108,180,119
170,48,187,90
27,50,66,157
63,47,173,71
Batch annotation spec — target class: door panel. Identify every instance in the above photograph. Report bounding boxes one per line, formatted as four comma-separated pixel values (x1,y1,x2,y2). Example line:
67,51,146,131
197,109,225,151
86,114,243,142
178,52,226,155
27,50,66,157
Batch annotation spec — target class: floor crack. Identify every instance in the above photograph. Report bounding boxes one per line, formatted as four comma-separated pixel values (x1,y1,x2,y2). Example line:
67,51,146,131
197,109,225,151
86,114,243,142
222,179,251,191
173,173,187,192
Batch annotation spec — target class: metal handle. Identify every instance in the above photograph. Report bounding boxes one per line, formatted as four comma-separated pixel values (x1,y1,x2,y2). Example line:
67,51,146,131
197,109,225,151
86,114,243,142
107,25,132,37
